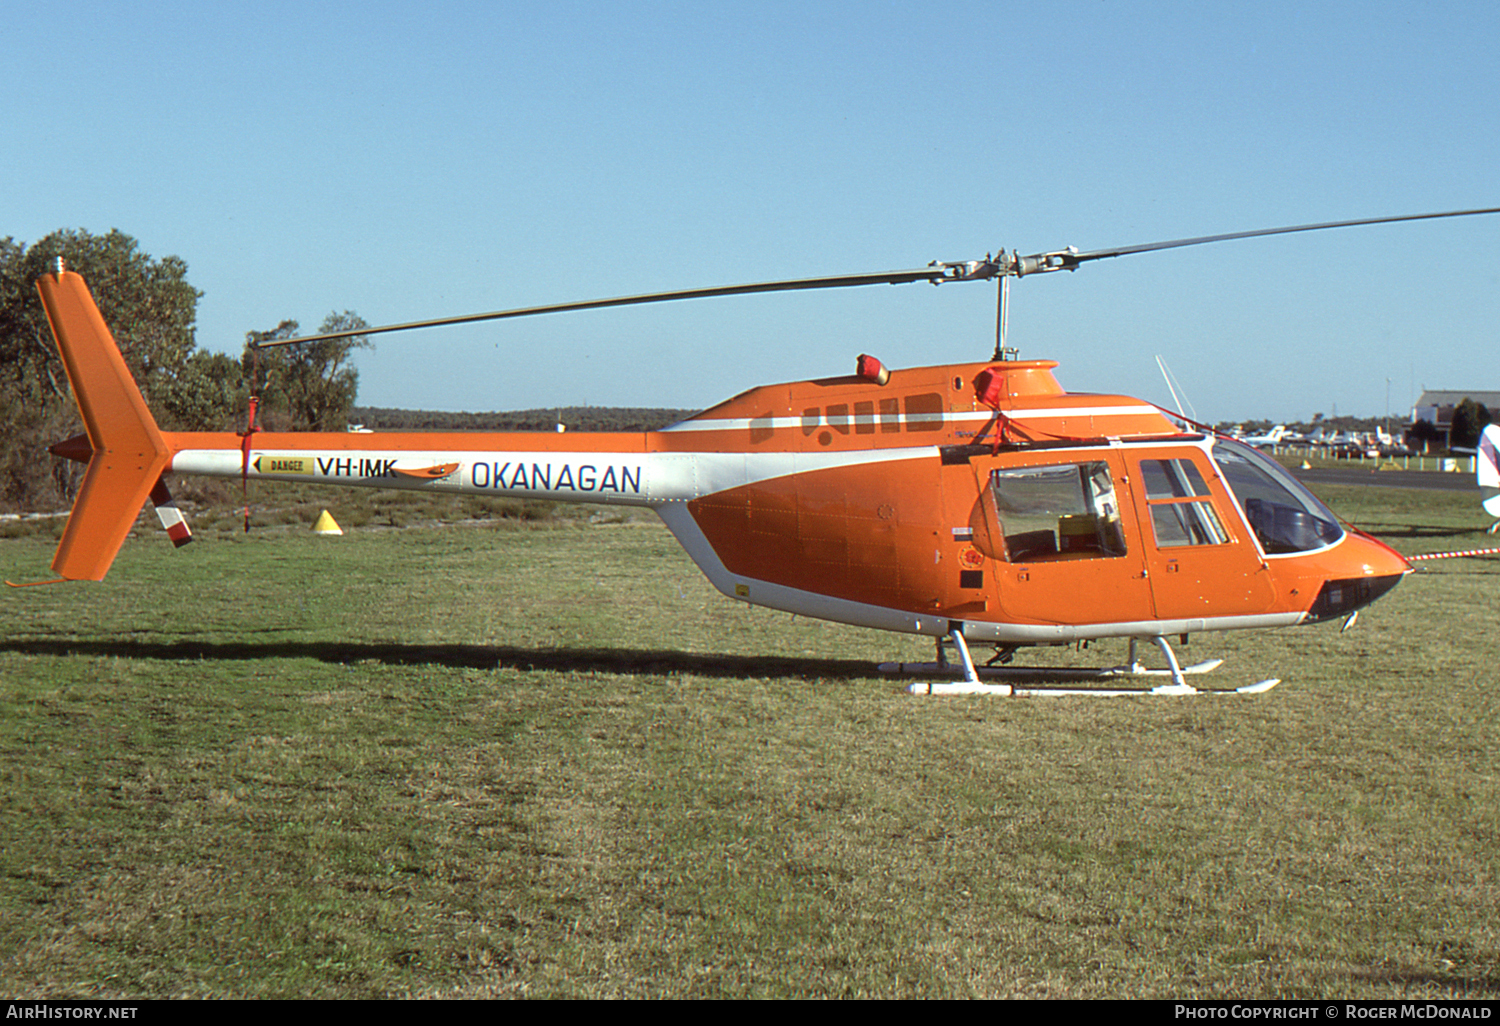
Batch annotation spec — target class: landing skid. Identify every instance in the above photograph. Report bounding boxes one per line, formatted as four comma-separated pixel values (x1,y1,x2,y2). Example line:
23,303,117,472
883,632,1279,696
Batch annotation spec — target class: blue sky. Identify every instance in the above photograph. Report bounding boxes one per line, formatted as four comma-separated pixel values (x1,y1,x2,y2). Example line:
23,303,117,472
8,1,1498,422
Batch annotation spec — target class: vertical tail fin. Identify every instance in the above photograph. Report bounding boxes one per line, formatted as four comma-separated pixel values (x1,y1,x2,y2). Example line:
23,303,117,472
36,268,171,581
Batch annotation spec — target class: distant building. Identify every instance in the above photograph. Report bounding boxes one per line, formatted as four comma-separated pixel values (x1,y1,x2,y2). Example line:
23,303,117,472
1411,390,1500,449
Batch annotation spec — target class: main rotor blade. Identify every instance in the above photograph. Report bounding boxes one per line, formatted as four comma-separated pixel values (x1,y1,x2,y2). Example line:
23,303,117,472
1055,206,1500,268
255,205,1500,348
252,266,954,348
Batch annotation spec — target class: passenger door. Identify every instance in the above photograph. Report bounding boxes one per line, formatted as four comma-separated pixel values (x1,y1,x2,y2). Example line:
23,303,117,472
967,451,1155,627
1131,452,1276,621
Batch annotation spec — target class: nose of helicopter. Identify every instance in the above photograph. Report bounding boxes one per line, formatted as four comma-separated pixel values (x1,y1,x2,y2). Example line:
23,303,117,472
1302,529,1412,624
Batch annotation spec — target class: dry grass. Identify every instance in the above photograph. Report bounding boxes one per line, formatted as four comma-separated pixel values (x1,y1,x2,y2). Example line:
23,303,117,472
0,481,1496,998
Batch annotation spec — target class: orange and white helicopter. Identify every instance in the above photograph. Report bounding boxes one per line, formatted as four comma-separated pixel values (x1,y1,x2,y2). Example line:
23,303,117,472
24,209,1500,695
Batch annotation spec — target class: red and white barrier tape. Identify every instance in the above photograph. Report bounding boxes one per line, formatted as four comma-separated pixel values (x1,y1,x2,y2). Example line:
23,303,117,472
1408,547,1500,561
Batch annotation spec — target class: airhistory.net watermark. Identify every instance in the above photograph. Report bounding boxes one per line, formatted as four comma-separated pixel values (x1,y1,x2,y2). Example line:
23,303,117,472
6,1008,138,1019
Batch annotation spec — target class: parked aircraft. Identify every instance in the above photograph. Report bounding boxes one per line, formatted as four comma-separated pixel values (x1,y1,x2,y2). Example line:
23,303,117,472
21,207,1500,694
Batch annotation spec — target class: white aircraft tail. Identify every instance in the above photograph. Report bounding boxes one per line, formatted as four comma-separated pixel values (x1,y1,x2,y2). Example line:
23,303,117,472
1478,424,1500,518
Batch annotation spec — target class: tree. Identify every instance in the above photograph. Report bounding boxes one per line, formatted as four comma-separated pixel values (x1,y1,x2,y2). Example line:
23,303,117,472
243,312,371,431
0,229,205,511
0,229,201,406
0,228,371,510
1406,418,1441,454
1450,397,1492,451
154,350,248,433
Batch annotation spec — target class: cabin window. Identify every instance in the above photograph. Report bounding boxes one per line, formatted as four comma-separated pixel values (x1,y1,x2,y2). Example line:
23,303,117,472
986,461,1126,561
1139,458,1230,547
826,404,850,435
904,392,944,432
1211,439,1343,553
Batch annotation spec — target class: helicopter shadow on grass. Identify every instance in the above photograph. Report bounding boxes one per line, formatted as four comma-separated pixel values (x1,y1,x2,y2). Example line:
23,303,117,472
0,635,1187,692
0,636,890,683
1345,965,1500,998
1355,522,1489,541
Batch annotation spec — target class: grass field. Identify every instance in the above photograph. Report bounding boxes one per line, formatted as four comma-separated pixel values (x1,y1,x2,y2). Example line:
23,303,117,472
1,481,1496,998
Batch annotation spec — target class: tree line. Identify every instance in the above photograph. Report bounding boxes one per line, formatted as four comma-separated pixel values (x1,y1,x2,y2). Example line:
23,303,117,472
1,229,370,512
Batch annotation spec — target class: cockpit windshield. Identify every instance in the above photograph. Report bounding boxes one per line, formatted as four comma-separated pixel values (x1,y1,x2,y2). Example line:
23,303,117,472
1211,438,1343,554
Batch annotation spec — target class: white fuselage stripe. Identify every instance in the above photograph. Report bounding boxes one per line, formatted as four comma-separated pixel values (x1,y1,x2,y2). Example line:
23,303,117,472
169,445,934,505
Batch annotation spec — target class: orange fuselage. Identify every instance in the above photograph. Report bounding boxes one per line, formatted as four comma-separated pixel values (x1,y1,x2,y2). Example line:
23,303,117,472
39,268,1408,645
167,360,1410,643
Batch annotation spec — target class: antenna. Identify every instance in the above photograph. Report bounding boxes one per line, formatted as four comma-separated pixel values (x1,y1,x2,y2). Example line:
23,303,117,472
1157,356,1184,416
1155,355,1198,423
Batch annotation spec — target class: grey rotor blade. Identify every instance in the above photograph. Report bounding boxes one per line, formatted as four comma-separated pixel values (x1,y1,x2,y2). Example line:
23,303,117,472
1053,206,1500,268
252,266,955,348
254,206,1500,347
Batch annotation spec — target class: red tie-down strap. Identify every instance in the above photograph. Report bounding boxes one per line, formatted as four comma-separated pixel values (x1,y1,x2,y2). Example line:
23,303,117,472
972,367,1017,450
240,394,260,533
972,367,1110,449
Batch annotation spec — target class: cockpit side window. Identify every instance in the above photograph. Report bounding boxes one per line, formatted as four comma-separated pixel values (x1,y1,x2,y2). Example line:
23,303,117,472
1139,458,1229,547
1140,458,1210,500
1211,438,1343,553
986,461,1126,561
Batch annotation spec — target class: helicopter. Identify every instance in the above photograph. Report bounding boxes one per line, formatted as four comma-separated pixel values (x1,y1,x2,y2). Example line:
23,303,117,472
22,208,1500,695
